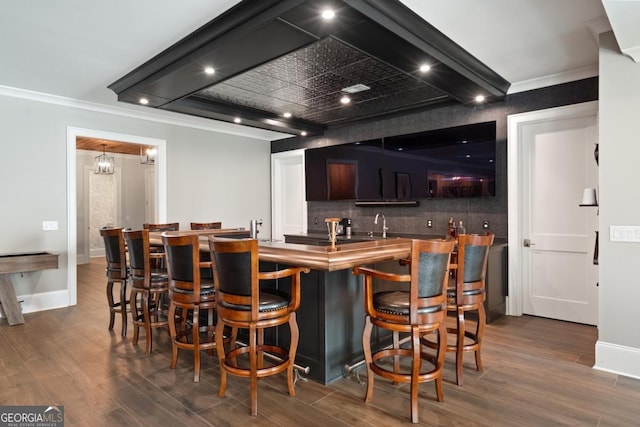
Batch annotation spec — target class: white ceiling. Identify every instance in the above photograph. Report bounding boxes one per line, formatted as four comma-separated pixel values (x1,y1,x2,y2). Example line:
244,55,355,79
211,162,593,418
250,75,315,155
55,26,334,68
0,0,636,140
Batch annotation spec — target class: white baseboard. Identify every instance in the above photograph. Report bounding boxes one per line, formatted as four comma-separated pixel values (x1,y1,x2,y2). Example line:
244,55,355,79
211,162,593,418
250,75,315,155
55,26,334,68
0,289,73,319
594,340,640,380
91,248,105,258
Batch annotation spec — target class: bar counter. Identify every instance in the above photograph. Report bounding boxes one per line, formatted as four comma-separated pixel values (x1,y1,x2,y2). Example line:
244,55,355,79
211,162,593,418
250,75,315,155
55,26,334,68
151,230,412,384
151,230,506,383
154,229,413,271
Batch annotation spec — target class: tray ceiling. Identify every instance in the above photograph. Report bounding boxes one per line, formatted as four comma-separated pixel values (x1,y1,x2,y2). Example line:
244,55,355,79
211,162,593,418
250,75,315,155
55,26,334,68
109,0,510,137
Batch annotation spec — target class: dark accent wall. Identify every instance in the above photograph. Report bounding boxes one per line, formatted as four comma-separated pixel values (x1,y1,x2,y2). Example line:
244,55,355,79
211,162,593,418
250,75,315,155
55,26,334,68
271,78,598,239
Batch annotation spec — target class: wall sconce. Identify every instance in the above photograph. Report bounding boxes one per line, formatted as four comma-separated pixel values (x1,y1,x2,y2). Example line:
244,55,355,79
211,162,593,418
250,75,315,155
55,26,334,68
95,144,114,174
579,187,598,207
140,146,157,165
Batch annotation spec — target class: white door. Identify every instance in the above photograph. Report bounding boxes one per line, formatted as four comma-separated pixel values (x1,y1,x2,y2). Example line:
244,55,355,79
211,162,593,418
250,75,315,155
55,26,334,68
508,102,598,325
271,149,307,241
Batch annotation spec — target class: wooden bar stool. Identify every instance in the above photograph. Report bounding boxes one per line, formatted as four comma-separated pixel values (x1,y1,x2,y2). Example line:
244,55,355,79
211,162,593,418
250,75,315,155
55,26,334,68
99,227,130,337
123,229,169,354
353,238,455,424
442,232,494,385
190,222,222,230
162,233,217,382
143,222,179,232
209,237,309,416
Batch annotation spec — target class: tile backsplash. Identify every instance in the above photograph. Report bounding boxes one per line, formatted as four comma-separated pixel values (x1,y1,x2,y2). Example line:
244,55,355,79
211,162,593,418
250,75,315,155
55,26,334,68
307,197,507,238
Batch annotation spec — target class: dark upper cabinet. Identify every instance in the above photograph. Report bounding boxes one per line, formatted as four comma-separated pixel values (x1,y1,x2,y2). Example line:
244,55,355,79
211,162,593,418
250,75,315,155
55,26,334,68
305,140,383,201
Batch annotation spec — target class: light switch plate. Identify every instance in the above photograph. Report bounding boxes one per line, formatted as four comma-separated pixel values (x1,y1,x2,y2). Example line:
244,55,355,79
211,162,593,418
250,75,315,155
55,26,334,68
610,225,640,242
42,220,58,231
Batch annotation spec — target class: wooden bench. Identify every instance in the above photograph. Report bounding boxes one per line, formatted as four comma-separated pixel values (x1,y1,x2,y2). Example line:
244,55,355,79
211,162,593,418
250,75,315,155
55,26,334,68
0,252,59,325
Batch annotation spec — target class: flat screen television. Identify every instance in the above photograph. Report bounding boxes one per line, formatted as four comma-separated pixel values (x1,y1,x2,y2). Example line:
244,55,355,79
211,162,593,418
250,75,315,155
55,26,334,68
304,121,496,201
382,121,496,199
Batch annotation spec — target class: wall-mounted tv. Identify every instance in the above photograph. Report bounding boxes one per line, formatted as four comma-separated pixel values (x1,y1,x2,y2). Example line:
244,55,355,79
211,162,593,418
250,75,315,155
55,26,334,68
304,121,496,201
383,121,496,199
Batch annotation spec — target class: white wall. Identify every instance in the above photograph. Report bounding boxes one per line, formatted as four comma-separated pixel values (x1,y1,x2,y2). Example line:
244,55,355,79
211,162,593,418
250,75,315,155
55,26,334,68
595,31,640,378
0,93,272,313
165,126,272,233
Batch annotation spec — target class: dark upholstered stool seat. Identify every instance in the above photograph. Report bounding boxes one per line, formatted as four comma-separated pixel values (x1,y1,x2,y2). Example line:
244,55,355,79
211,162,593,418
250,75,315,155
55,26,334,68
220,290,289,312
446,288,483,298
374,291,443,315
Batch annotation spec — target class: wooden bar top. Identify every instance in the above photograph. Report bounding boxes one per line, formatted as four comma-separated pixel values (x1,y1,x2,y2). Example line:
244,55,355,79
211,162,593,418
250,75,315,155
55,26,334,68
257,238,412,271
149,231,412,272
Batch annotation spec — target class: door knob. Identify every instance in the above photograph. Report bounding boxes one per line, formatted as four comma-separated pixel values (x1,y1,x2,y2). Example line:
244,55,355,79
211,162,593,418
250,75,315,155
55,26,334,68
523,238,535,247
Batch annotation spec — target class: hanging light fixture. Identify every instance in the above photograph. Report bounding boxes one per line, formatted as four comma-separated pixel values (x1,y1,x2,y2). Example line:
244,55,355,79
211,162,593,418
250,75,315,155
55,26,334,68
95,144,114,174
140,146,157,165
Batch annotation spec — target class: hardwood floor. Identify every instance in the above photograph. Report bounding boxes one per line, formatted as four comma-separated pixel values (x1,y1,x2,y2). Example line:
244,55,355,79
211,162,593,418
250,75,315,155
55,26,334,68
1,258,639,426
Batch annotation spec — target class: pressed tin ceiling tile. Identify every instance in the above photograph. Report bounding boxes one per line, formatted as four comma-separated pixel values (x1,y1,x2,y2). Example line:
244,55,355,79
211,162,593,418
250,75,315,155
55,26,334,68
194,35,447,125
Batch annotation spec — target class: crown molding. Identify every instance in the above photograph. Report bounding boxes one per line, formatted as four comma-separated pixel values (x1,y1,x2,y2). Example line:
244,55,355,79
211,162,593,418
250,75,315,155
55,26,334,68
507,65,598,94
0,85,291,141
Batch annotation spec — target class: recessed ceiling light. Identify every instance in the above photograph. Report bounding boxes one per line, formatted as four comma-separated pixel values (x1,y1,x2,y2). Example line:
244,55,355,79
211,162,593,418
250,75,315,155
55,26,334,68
233,117,241,123
301,131,307,136
340,95,351,104
465,154,471,158
139,98,149,105
489,159,494,163
283,112,292,118
321,9,335,20
461,140,468,144
475,95,485,103
419,64,431,73
204,66,215,75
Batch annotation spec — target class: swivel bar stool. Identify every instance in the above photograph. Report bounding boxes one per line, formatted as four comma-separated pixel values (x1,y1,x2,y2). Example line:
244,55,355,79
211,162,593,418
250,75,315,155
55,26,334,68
440,232,494,385
353,238,454,424
123,229,169,354
99,227,129,337
162,233,217,382
209,237,309,416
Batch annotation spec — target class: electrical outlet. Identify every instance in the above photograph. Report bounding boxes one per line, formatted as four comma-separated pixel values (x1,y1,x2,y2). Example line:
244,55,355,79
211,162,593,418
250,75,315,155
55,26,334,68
42,220,58,231
427,219,433,228
314,217,318,225
483,220,489,229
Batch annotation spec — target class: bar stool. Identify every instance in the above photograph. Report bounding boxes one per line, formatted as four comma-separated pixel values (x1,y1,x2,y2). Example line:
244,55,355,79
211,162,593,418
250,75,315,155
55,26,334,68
439,232,494,386
144,223,179,269
190,222,222,230
123,229,169,354
143,222,180,232
209,237,309,416
353,238,455,424
162,233,217,382
99,227,129,337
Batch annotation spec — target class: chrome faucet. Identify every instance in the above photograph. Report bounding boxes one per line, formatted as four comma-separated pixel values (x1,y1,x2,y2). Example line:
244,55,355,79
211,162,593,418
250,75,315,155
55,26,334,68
374,213,388,238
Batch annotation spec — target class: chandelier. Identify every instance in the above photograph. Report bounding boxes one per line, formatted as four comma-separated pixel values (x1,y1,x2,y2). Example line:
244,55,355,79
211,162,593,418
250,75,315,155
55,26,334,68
140,146,157,165
95,144,114,174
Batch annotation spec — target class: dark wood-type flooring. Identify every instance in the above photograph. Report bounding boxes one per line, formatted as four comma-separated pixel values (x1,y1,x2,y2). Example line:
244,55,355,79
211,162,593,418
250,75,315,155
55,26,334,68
1,258,639,426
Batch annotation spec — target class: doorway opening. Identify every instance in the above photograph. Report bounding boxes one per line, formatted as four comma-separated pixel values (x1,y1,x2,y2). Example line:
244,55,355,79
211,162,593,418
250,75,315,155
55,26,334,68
66,127,167,307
